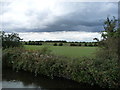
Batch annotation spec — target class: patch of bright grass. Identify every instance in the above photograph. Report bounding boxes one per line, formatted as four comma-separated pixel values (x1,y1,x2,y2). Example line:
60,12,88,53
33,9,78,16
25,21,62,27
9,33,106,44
24,45,97,58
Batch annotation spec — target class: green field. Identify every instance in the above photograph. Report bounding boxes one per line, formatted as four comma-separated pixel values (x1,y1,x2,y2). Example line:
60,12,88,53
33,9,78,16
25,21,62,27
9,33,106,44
24,45,97,58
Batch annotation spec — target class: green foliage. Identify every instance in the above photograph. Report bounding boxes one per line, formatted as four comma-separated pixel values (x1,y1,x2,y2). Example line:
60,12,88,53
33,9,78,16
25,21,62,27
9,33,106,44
93,16,120,88
92,58,120,88
70,43,78,46
2,47,120,88
1,31,22,49
53,43,57,46
102,17,118,39
59,43,63,46
95,17,120,65
39,46,51,55
2,17,120,88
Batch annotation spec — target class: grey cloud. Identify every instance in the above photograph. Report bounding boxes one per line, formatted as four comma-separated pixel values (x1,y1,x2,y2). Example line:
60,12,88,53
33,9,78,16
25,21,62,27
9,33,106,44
2,2,118,32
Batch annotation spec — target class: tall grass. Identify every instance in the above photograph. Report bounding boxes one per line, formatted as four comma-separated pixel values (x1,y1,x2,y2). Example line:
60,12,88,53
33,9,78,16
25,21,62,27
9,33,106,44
2,47,120,88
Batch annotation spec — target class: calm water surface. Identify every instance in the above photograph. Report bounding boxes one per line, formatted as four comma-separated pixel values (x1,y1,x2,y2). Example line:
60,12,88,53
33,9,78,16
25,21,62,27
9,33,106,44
2,68,100,89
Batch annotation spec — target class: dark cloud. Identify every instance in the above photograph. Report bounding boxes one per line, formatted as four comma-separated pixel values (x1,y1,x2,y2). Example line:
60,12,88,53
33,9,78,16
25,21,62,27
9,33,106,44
1,1,118,32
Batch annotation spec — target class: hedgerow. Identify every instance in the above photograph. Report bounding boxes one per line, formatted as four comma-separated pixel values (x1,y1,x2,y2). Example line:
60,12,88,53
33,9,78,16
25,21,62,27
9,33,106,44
2,47,120,88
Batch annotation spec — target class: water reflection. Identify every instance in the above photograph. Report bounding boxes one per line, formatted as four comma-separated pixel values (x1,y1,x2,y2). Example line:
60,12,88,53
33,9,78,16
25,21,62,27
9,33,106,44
2,68,99,89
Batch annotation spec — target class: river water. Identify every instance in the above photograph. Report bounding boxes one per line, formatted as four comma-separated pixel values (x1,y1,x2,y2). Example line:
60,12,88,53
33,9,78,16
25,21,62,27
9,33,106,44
2,68,100,89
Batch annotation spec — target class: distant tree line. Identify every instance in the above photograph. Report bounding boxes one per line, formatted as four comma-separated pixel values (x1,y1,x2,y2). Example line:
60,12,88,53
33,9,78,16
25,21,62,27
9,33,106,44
70,42,98,47
53,43,63,46
25,41,43,45
24,40,98,47
45,40,67,43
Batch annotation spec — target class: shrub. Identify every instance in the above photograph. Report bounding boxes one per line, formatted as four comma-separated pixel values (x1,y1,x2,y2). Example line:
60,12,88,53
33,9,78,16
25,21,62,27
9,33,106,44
2,47,120,88
1,31,22,49
59,43,63,46
70,43,77,46
92,58,120,88
53,43,57,46
39,43,42,45
78,43,81,46
39,46,51,55
84,43,88,46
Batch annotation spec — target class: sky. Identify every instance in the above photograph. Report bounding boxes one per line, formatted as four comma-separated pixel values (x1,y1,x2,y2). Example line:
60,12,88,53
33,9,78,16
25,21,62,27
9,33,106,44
1,0,118,41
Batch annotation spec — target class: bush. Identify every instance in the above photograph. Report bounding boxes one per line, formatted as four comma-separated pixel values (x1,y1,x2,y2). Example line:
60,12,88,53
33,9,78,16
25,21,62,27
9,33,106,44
70,43,77,46
2,47,120,88
59,43,63,46
84,43,88,46
78,43,81,46
1,31,22,49
92,58,120,88
53,43,57,46
39,43,42,45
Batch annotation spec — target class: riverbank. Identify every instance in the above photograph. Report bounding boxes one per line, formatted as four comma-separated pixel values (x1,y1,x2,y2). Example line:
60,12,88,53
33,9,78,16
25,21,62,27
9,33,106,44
3,68,101,88
2,47,120,88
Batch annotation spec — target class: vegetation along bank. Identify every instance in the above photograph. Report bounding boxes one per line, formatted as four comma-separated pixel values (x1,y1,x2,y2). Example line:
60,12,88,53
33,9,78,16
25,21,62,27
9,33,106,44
1,17,120,88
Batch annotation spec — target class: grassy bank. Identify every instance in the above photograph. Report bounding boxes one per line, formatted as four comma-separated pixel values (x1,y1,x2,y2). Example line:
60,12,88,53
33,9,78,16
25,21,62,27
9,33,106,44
2,47,120,88
24,45,97,58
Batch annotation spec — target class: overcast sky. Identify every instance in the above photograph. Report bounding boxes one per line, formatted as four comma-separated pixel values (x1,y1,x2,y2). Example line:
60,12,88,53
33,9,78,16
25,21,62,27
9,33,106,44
1,0,118,41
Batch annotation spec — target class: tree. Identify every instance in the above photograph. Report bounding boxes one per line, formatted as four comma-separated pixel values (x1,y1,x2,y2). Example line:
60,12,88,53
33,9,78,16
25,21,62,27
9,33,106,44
94,42,98,46
53,43,57,46
39,43,42,45
88,42,93,47
70,43,77,46
84,42,87,46
78,43,81,46
1,31,22,49
59,43,63,46
93,38,99,42
96,17,120,65
25,42,28,45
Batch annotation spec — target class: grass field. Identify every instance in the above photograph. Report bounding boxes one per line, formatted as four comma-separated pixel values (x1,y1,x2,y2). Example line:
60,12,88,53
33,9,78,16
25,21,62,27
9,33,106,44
24,45,97,58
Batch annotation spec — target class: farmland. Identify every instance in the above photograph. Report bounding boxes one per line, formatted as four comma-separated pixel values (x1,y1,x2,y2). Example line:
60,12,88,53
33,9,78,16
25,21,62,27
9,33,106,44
24,45,97,58
1,2,120,88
